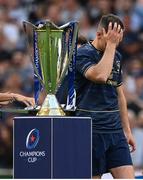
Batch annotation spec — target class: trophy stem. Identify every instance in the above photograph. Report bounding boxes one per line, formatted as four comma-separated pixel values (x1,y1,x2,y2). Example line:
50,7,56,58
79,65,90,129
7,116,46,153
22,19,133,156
37,94,65,116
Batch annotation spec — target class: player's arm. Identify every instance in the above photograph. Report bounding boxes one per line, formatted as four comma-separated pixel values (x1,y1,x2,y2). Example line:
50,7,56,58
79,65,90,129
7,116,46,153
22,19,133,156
0,93,14,102
0,93,35,107
85,22,123,83
117,85,136,152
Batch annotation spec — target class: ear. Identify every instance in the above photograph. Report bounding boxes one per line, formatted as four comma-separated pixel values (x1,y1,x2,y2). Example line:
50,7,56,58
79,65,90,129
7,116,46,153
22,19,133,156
96,32,102,39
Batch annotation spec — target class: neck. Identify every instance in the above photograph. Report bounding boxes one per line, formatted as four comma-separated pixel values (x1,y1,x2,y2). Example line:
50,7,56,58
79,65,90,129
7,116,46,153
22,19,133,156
91,39,105,52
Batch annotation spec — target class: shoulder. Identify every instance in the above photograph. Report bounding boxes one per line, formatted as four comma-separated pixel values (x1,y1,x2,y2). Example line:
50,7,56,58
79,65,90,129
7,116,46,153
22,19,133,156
77,43,98,58
76,43,98,74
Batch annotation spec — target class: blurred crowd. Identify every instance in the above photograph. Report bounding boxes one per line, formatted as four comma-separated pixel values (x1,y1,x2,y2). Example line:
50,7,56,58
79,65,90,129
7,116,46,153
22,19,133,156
0,0,143,172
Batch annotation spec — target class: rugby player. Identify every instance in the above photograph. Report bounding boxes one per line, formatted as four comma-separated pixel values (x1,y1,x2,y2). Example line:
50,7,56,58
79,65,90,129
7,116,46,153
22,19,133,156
75,14,136,179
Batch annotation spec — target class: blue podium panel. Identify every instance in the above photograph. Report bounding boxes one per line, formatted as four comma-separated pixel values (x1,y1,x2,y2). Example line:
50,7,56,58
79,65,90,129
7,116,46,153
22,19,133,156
13,117,92,179
53,117,92,179
14,118,51,179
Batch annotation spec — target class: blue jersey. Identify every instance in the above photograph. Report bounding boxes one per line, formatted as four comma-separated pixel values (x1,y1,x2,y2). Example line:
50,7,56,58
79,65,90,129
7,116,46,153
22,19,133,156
75,42,123,133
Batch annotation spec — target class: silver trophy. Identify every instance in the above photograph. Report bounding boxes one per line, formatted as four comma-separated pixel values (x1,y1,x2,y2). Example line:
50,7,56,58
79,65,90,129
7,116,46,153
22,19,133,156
23,20,78,116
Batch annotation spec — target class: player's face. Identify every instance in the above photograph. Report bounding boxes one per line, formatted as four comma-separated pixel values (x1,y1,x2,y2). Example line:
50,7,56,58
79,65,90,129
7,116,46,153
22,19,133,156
96,31,106,50
100,35,107,49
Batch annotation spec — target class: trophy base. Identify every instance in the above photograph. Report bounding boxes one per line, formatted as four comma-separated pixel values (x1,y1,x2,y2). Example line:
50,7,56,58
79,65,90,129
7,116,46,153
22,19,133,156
37,94,65,116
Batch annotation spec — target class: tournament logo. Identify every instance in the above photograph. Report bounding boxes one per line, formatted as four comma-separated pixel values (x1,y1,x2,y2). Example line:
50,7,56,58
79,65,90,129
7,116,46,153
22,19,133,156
19,128,46,163
26,128,40,149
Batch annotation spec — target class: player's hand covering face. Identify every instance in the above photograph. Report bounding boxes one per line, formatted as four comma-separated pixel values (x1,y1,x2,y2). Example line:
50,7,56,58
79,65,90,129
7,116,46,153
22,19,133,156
102,22,123,47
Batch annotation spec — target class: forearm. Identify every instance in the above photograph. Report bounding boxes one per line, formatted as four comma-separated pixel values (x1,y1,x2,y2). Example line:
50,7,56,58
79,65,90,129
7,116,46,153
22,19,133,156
85,42,116,82
0,93,35,107
94,42,116,79
118,86,131,133
119,97,131,133
0,93,15,102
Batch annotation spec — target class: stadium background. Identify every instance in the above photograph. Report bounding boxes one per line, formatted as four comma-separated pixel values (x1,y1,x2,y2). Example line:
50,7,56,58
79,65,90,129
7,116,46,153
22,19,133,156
0,0,143,178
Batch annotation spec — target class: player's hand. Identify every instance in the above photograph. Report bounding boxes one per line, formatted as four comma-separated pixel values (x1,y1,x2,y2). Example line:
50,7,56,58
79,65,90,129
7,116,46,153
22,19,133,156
13,94,35,107
0,101,10,105
102,22,123,46
125,132,136,153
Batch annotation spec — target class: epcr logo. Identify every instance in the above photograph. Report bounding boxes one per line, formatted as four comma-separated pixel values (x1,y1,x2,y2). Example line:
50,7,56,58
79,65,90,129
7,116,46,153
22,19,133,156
26,128,40,149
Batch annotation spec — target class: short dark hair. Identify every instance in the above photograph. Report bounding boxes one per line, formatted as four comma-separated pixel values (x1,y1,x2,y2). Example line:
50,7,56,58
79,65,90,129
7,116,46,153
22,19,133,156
98,14,124,32
77,35,88,45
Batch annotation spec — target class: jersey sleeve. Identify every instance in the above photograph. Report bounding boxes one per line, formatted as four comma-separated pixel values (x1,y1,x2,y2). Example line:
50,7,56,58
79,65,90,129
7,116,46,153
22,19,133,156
76,53,97,76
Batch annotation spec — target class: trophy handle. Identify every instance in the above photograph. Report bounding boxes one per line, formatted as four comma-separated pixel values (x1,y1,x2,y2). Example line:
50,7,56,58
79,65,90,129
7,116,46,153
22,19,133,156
23,21,45,87
55,22,79,91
